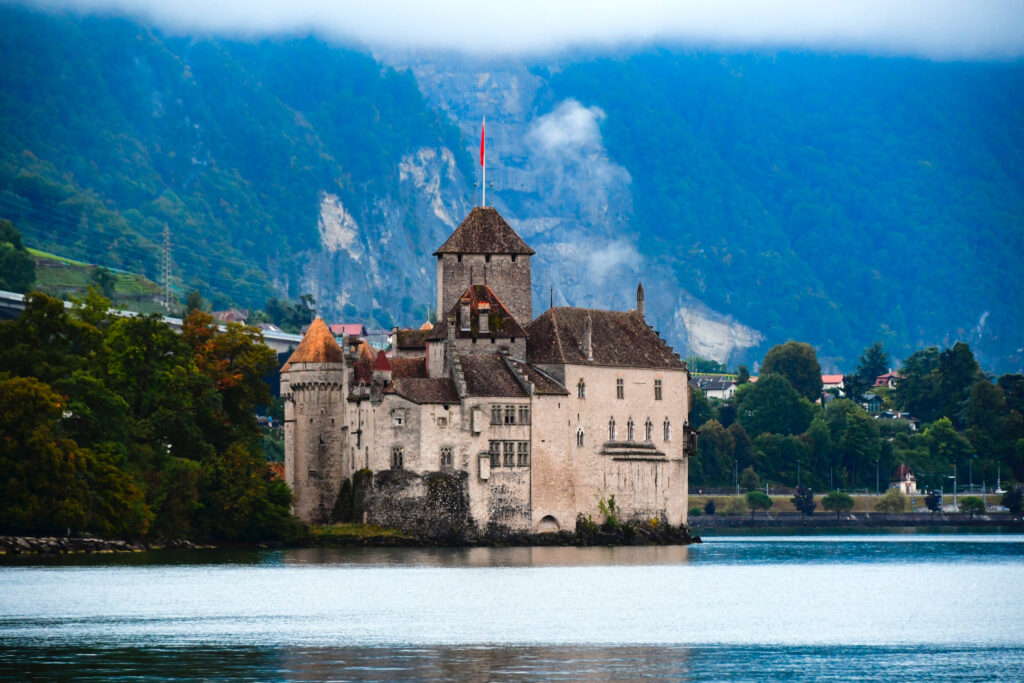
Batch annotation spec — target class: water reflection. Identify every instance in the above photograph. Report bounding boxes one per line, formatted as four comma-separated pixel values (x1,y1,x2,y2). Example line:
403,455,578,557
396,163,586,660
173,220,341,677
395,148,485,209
280,544,691,568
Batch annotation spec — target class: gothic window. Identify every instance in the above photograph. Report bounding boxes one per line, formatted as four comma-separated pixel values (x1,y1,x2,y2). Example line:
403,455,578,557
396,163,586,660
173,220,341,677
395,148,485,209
663,418,671,442
489,440,501,468
504,405,516,425
491,405,502,425
576,429,585,447
645,418,653,442
616,378,624,399
627,418,635,441
503,441,515,468
577,379,586,399
518,406,530,425
609,418,616,441
440,446,453,469
517,442,530,467
654,379,663,400
390,446,404,469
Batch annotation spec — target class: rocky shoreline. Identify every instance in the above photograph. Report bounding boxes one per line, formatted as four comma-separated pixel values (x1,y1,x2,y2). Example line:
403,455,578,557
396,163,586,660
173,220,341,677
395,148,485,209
0,536,212,555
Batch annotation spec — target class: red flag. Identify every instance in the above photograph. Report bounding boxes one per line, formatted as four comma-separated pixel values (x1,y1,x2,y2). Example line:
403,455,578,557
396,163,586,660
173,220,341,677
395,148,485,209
480,118,485,167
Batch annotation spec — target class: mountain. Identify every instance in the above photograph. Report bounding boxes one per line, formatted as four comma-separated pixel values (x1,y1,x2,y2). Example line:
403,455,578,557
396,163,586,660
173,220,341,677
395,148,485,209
1,5,1022,372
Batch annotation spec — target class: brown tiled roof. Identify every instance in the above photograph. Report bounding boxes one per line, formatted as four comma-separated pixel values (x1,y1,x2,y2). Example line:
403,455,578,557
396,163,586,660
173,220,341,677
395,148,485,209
391,357,427,379
281,318,343,371
511,360,569,396
460,354,529,398
395,328,429,350
427,284,528,342
433,207,535,255
526,308,685,370
385,377,459,404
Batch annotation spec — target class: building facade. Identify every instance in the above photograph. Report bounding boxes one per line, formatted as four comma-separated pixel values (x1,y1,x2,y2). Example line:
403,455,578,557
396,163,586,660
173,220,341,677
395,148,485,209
282,207,695,532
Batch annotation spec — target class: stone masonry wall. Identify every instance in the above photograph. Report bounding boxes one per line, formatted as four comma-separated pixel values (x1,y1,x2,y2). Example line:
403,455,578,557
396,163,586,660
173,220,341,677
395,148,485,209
438,253,532,324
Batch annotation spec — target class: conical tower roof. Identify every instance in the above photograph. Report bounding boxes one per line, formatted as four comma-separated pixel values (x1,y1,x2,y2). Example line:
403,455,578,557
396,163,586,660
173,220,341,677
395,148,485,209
281,317,343,371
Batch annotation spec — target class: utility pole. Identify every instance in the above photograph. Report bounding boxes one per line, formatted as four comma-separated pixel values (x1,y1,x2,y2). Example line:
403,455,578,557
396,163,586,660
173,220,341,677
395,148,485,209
161,224,172,311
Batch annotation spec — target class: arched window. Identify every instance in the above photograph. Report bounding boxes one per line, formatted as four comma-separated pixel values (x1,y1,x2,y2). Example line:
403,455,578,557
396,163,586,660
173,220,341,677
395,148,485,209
663,418,671,442
609,418,616,441
627,418,635,441
576,429,585,447
645,418,653,442
440,446,453,469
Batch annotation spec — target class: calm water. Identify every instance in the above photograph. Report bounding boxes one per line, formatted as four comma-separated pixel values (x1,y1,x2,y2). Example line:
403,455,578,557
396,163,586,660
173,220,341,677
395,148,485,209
2,534,1022,680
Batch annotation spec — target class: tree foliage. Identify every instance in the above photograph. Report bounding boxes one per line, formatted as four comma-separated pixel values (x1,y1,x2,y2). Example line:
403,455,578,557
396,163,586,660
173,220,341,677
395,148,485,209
745,490,772,518
791,485,815,517
761,342,823,401
958,496,985,519
0,219,35,293
736,373,813,437
821,491,855,519
0,291,298,540
873,488,907,518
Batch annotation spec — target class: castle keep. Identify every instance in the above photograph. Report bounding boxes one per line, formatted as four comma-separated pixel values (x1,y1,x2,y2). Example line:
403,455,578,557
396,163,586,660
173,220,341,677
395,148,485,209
283,206,696,533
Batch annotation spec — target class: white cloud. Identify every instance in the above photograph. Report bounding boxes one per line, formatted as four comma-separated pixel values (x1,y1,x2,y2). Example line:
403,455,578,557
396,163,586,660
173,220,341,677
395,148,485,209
25,0,1024,59
528,100,606,155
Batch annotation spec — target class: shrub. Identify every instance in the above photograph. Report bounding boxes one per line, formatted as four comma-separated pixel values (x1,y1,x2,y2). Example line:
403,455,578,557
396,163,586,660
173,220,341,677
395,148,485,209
689,506,703,517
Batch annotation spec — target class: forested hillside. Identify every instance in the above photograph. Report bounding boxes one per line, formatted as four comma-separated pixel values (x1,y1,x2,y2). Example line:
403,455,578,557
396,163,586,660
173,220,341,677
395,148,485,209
2,5,1022,371
541,51,1024,371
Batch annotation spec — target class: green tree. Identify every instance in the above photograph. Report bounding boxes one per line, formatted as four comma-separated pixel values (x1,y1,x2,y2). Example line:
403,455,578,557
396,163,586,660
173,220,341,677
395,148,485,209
746,490,773,518
0,291,101,384
839,410,881,487
821,491,855,519
761,341,823,401
736,373,814,437
998,375,1024,415
791,485,815,517
739,466,760,491
185,290,204,312
697,419,734,487
958,496,985,519
689,384,715,430
88,267,116,297
873,488,907,519
0,219,36,293
857,342,890,387
728,422,754,473
1001,486,1023,516
924,490,943,515
736,365,750,384
722,495,747,515
703,498,716,515
893,347,941,421
753,433,809,486
937,342,982,426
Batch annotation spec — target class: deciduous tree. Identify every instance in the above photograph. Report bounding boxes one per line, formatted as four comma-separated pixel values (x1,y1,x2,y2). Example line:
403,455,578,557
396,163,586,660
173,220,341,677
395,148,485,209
761,341,823,401
822,491,855,519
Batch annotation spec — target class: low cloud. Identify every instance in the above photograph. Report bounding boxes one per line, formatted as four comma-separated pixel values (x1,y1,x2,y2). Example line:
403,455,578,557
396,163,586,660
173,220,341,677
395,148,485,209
26,0,1024,60
528,100,606,155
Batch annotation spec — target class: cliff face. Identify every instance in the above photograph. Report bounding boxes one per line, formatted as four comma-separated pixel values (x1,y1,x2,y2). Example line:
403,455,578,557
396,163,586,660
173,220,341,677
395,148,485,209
381,53,764,364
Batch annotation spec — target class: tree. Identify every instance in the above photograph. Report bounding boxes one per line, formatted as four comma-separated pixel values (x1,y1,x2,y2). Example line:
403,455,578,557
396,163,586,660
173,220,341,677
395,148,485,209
893,347,941,422
937,342,982,426
857,342,890,387
958,496,985,519
791,485,815,518
842,373,869,405
697,420,734,487
735,373,814,437
761,341,822,401
728,422,754,473
924,490,942,516
703,498,716,515
89,267,116,297
839,410,881,487
821,491,855,520
736,365,750,384
722,495,747,515
873,488,907,519
0,219,36,293
1001,486,1023,516
689,385,715,430
185,290,204,313
739,465,760,491
746,490,773,518
754,433,809,486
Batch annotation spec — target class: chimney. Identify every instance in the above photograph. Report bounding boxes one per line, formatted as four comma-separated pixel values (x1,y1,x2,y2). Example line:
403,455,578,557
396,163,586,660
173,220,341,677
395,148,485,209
583,312,593,361
637,282,645,321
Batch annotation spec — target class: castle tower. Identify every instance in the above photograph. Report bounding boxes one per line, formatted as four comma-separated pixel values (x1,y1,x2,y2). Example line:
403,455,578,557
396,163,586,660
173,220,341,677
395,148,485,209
434,207,535,325
281,317,348,524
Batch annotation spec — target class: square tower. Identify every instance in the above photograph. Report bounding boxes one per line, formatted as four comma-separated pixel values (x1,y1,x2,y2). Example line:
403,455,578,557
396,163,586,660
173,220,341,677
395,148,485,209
435,207,535,325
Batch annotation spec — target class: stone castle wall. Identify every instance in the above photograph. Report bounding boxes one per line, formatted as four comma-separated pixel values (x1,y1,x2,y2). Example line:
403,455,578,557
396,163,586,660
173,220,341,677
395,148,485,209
437,253,532,324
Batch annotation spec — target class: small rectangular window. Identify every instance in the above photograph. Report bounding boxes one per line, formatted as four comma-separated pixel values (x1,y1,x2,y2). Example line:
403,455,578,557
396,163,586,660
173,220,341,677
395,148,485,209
491,405,502,426
437,416,448,427
489,440,501,468
616,378,624,399
654,379,663,401
393,411,405,427
503,441,515,468
518,406,530,425
504,405,516,425
517,441,530,467
390,446,404,469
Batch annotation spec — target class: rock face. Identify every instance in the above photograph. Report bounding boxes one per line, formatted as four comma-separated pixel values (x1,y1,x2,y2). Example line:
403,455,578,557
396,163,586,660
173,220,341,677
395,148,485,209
375,53,761,365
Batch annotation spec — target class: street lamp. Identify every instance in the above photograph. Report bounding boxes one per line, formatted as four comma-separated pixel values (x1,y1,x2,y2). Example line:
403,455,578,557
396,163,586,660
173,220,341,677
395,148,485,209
947,472,957,512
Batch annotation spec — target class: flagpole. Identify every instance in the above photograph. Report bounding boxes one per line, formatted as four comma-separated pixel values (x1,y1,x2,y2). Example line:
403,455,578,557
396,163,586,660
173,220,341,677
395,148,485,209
481,116,486,207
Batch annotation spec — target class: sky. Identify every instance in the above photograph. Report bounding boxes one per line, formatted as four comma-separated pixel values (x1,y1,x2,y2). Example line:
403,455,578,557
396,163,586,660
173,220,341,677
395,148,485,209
26,0,1024,60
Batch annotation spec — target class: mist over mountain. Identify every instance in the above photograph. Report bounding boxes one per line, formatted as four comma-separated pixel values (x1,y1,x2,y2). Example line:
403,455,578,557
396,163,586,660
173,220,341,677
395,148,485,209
2,5,1022,372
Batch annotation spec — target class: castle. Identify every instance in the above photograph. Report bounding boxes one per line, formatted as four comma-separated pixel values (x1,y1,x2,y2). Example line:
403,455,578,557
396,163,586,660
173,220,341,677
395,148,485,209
282,206,696,533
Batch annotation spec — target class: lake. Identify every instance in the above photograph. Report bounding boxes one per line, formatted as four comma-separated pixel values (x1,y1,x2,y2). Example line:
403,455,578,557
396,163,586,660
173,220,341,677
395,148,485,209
2,534,1022,680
